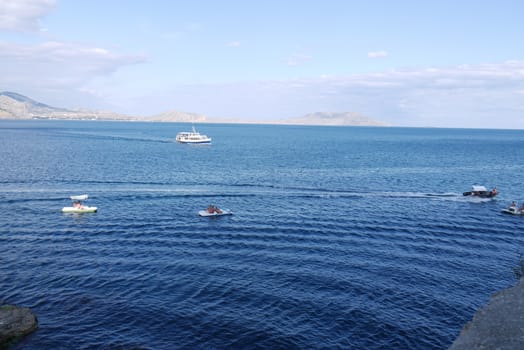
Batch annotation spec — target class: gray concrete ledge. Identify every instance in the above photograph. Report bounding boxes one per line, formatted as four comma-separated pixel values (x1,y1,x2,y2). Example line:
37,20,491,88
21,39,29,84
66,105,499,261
449,279,524,350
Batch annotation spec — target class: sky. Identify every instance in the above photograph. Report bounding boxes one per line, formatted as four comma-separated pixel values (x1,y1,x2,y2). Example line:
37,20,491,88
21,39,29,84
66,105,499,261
1,0,523,128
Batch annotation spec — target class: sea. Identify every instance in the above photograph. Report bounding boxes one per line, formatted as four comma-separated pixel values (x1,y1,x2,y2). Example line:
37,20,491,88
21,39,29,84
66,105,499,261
1,120,523,349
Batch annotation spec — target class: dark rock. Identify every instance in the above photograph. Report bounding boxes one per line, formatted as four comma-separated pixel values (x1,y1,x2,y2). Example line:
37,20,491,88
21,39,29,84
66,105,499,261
0,305,38,349
449,279,524,350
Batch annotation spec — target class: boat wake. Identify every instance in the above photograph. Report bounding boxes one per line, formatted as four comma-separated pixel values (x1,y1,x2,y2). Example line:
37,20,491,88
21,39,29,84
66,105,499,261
57,130,173,144
1,180,494,206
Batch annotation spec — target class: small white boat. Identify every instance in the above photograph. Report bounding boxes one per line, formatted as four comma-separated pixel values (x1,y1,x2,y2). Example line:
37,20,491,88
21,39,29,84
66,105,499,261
199,206,232,217
198,210,233,217
176,126,211,144
502,207,524,216
62,194,97,213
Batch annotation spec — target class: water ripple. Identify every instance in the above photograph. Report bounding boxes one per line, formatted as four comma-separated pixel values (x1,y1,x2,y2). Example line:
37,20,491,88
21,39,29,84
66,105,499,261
2,122,524,349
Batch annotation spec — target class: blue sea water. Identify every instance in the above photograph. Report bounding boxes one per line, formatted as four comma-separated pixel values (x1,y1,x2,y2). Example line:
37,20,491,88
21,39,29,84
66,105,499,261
1,120,524,349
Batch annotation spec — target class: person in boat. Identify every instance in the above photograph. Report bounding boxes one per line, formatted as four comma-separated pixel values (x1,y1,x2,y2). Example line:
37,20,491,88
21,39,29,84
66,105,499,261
73,200,86,209
510,201,517,209
207,205,223,214
519,203,524,212
491,187,498,196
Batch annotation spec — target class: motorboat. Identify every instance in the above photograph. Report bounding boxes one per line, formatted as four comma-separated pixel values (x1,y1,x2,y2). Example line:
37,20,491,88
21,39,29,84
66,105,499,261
61,194,97,213
502,204,524,216
176,126,211,144
462,185,498,198
199,205,232,217
502,207,524,216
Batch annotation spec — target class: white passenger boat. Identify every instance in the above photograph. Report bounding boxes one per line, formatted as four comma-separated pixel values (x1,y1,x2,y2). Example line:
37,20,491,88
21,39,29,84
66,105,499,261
62,194,97,213
175,126,211,144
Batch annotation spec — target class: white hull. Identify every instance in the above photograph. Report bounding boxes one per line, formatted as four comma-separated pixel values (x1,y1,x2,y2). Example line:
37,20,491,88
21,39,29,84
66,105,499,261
502,208,524,216
198,210,232,217
177,139,211,144
62,206,98,213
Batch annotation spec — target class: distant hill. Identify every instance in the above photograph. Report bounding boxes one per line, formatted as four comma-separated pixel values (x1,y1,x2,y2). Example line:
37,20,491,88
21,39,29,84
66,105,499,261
0,91,206,122
0,91,133,121
0,91,66,119
281,112,389,126
0,91,56,109
0,91,389,126
149,110,207,123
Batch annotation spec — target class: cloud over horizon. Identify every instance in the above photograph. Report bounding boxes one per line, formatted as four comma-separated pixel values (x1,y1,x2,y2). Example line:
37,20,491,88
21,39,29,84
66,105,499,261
0,0,56,32
1,0,523,129
139,60,524,129
0,40,146,88
368,51,388,59
227,41,241,47
0,0,147,108
0,39,147,110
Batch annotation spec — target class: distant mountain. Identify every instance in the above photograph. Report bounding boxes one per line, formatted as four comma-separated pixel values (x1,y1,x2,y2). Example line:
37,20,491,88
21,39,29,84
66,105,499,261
0,92,389,126
0,91,133,120
0,91,66,119
281,112,389,126
149,110,207,123
0,91,206,122
0,91,55,109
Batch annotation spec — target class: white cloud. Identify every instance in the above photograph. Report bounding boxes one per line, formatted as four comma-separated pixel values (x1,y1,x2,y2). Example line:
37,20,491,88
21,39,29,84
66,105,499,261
287,53,312,66
147,61,524,128
306,61,524,127
227,41,241,47
0,40,147,109
0,40,146,81
0,0,56,32
368,51,388,58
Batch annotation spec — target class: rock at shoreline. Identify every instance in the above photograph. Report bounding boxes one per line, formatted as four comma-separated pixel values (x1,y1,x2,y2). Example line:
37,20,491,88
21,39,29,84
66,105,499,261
0,305,38,349
449,279,524,349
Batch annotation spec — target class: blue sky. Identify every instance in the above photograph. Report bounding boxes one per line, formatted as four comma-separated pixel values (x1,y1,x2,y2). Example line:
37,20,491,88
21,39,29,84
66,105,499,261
1,0,523,128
